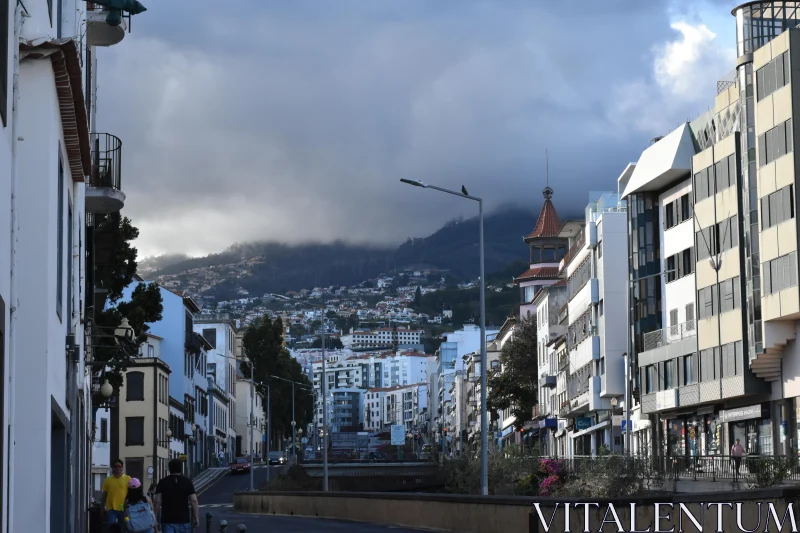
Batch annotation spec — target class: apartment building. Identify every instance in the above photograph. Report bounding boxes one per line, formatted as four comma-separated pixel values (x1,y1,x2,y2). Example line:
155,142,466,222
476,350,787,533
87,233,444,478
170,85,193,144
195,319,238,462
117,358,171,485
558,192,628,456
0,0,149,529
342,327,424,349
616,4,800,461
235,377,266,458
532,280,567,453
364,383,425,432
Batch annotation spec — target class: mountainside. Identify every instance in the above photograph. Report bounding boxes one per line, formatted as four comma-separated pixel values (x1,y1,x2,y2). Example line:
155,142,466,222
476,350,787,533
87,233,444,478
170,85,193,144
146,206,558,301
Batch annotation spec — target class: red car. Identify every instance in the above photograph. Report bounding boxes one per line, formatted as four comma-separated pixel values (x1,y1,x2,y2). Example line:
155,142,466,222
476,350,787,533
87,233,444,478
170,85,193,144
230,456,251,474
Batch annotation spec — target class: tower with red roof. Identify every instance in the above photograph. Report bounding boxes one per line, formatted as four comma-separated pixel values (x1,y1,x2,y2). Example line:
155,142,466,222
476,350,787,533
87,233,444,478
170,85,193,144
514,186,568,319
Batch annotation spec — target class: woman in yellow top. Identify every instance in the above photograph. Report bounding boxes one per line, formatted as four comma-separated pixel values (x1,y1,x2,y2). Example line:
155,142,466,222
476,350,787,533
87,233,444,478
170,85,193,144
101,459,131,531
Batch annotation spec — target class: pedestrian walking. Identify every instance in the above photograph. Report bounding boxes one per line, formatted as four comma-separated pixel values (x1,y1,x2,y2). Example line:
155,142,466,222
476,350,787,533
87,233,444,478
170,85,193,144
731,438,746,480
153,459,199,533
101,459,131,532
125,478,158,533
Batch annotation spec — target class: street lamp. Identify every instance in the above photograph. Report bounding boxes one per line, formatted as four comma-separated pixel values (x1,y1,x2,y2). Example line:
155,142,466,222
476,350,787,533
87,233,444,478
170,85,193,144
401,178,489,496
99,379,113,398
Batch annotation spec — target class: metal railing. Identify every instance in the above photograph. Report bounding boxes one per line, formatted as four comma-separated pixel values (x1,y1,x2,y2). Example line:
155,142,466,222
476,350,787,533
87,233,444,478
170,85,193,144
642,320,696,351
90,133,122,191
557,454,800,483
717,68,738,95
560,228,586,273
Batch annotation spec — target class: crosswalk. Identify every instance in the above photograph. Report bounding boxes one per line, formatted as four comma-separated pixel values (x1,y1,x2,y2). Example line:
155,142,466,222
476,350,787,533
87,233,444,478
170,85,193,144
199,504,233,509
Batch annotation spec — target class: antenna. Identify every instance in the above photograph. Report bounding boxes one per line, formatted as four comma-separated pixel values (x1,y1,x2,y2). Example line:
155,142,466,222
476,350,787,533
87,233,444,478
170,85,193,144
543,149,553,200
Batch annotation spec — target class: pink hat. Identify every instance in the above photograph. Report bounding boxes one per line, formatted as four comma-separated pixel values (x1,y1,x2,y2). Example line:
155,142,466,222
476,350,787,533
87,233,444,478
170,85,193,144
129,478,142,489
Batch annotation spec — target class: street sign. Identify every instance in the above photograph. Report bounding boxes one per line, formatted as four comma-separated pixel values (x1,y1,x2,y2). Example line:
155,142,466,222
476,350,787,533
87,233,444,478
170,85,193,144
391,424,405,445
301,437,308,444
147,466,153,479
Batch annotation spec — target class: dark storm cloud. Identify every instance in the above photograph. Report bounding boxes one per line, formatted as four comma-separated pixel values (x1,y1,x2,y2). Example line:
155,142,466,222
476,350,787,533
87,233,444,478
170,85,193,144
94,0,732,257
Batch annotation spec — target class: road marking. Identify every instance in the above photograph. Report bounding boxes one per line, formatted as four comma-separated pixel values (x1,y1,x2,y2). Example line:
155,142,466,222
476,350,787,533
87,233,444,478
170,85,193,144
199,504,233,508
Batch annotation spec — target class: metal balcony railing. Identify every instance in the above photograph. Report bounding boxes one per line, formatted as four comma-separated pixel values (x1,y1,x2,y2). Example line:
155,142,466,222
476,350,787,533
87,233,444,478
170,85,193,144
90,133,122,191
642,320,696,351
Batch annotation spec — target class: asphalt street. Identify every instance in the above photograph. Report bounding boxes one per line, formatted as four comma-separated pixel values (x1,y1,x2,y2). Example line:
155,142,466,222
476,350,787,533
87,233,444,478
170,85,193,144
197,465,426,533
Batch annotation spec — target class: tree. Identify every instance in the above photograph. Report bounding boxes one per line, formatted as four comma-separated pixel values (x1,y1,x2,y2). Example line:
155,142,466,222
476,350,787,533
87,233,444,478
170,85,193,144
311,337,343,350
414,286,422,307
241,317,313,438
92,212,163,391
487,316,538,428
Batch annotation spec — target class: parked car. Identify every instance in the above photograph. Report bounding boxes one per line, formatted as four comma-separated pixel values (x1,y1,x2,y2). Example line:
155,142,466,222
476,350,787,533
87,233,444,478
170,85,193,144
230,456,251,474
268,451,286,466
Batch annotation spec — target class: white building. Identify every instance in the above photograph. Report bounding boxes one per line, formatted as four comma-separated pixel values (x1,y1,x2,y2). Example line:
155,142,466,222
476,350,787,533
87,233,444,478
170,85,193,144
0,0,149,530
235,378,265,458
342,327,423,349
364,383,426,432
560,192,629,456
195,319,238,462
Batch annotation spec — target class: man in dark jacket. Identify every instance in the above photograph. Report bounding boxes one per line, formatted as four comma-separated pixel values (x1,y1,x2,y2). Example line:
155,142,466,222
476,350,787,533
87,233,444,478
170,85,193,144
153,459,199,533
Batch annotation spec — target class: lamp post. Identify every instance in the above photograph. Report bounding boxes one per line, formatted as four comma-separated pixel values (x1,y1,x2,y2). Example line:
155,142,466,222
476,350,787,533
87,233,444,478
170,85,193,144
400,178,488,496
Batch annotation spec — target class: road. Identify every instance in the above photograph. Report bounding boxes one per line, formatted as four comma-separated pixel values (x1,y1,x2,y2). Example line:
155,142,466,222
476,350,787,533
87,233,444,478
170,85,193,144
197,465,426,532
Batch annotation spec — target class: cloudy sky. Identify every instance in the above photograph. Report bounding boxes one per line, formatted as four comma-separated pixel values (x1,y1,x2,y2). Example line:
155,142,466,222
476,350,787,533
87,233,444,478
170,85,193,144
96,0,737,258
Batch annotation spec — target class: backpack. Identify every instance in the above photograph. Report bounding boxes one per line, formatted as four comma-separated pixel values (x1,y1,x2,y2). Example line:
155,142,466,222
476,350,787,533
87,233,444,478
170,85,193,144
125,501,156,533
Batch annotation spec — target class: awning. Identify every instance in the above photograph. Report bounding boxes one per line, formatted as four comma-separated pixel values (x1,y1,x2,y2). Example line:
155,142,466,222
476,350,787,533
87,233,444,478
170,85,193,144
569,420,610,439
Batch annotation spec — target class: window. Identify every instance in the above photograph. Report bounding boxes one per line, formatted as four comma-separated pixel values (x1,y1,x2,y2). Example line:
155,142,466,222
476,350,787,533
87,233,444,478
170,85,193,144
763,252,799,295
66,201,72,329
203,328,217,348
100,418,108,442
125,417,145,446
56,150,64,319
645,365,656,394
700,348,717,382
126,371,144,401
684,354,695,385
665,203,675,229
758,118,793,167
665,360,676,389
694,166,714,202
0,0,8,124
760,185,794,230
757,51,790,101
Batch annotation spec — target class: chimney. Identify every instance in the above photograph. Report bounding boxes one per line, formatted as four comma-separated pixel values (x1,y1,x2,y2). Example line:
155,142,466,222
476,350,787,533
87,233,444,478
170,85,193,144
651,136,664,145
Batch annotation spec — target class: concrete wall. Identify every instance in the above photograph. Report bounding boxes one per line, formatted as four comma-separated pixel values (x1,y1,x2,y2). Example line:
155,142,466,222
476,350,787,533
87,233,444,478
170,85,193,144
235,487,800,533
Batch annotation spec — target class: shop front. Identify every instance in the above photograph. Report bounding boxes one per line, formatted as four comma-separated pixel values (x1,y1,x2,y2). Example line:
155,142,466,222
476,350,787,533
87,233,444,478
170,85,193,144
720,403,772,456
660,409,722,457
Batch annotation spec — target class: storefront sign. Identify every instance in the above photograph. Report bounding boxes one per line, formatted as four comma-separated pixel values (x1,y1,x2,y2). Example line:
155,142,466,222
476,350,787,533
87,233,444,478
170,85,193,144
720,403,768,424
656,389,677,410
575,417,592,430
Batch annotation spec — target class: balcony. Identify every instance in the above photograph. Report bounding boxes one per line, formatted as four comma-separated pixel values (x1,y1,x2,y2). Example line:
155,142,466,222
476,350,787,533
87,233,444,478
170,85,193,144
642,320,696,351
86,2,129,47
539,374,556,389
558,353,570,372
86,133,125,213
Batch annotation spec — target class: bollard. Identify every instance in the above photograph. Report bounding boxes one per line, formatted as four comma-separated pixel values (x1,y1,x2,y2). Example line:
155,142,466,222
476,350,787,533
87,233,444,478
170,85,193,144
237,525,246,532
206,512,213,533
219,519,228,533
